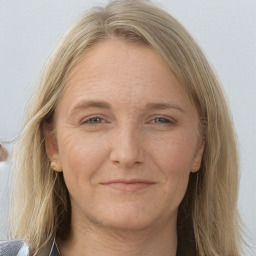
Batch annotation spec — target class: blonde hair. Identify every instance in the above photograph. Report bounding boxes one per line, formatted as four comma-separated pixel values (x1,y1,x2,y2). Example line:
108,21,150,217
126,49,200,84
10,0,242,255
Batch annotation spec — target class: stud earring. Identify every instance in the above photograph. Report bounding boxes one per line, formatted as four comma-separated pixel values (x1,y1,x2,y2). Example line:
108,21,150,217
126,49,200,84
50,160,62,172
51,161,62,172
51,161,57,170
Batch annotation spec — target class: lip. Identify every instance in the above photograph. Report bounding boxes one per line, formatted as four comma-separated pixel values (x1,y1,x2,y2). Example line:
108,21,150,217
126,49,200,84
100,179,156,192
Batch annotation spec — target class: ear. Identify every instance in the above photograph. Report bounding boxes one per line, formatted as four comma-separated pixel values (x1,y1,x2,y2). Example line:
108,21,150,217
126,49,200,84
0,145,8,162
43,123,63,172
190,139,205,173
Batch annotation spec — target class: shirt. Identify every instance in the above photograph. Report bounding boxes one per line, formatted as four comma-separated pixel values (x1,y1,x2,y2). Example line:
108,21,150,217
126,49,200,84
0,239,60,256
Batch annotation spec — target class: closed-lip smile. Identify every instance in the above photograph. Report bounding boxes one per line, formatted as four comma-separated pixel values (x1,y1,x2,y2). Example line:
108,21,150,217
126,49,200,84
100,179,156,192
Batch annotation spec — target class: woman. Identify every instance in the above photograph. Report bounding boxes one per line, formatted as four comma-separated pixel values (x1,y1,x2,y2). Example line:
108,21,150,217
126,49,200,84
0,0,242,255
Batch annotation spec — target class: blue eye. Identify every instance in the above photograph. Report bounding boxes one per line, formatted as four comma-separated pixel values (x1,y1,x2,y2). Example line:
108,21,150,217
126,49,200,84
152,117,171,124
82,116,105,125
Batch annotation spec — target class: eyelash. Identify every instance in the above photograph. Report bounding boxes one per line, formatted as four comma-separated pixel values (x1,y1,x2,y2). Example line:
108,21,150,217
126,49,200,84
81,115,175,126
150,117,174,124
81,115,106,125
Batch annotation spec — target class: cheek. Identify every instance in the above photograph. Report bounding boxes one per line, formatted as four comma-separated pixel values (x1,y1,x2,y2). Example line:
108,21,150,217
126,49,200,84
155,136,197,175
57,130,108,190
151,134,197,198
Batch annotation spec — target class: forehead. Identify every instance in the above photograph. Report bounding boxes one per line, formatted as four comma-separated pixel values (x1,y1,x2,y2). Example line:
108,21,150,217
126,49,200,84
57,39,195,114
66,39,177,87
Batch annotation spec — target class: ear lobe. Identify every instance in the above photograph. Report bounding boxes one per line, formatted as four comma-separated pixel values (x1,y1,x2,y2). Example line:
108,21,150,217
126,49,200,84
43,123,63,171
191,140,205,173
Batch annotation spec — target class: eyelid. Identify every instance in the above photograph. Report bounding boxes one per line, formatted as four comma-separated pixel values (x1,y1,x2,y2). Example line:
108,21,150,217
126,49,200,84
148,115,176,124
80,114,107,125
79,114,176,125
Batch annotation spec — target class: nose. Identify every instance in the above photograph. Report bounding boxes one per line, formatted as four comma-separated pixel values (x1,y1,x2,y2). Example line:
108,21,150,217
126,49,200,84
109,126,144,168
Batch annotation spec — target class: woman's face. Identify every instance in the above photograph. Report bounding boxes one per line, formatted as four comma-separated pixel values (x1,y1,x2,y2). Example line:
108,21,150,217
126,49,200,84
46,39,204,231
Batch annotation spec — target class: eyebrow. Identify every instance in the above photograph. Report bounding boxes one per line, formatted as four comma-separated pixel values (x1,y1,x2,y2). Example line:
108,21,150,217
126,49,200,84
70,100,185,115
144,102,185,113
70,100,112,114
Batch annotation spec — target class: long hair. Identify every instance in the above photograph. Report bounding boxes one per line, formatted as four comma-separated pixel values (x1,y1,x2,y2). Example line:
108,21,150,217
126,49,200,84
10,0,242,255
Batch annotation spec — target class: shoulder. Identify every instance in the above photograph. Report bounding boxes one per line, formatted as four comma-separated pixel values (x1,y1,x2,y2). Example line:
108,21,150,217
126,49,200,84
0,240,29,255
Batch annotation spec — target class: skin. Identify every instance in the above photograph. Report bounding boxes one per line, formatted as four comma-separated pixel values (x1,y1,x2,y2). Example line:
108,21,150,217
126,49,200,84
45,39,204,256
0,145,8,162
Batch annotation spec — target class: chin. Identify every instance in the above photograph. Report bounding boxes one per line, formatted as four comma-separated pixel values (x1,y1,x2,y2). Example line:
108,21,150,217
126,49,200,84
100,218,155,232
89,205,162,232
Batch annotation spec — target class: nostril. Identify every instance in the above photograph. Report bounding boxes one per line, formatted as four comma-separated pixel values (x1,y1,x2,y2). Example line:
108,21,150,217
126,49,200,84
110,149,144,168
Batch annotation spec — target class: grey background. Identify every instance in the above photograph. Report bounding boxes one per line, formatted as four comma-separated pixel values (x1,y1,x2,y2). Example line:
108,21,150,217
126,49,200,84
0,0,255,253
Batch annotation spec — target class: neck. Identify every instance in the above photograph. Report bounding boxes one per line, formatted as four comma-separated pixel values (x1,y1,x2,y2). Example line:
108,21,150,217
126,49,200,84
57,215,177,256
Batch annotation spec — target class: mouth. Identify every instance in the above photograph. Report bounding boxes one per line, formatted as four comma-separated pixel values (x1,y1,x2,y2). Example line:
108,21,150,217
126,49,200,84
100,179,156,192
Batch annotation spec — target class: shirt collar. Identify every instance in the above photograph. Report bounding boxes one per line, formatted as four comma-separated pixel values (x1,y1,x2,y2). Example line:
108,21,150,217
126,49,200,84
48,239,61,256
36,239,60,256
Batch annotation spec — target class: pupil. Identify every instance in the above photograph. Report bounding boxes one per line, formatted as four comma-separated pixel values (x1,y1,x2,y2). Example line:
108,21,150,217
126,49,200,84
157,118,167,123
91,118,100,123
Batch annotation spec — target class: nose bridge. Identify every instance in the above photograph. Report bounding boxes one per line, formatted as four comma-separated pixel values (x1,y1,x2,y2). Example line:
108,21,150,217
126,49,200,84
110,122,144,167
